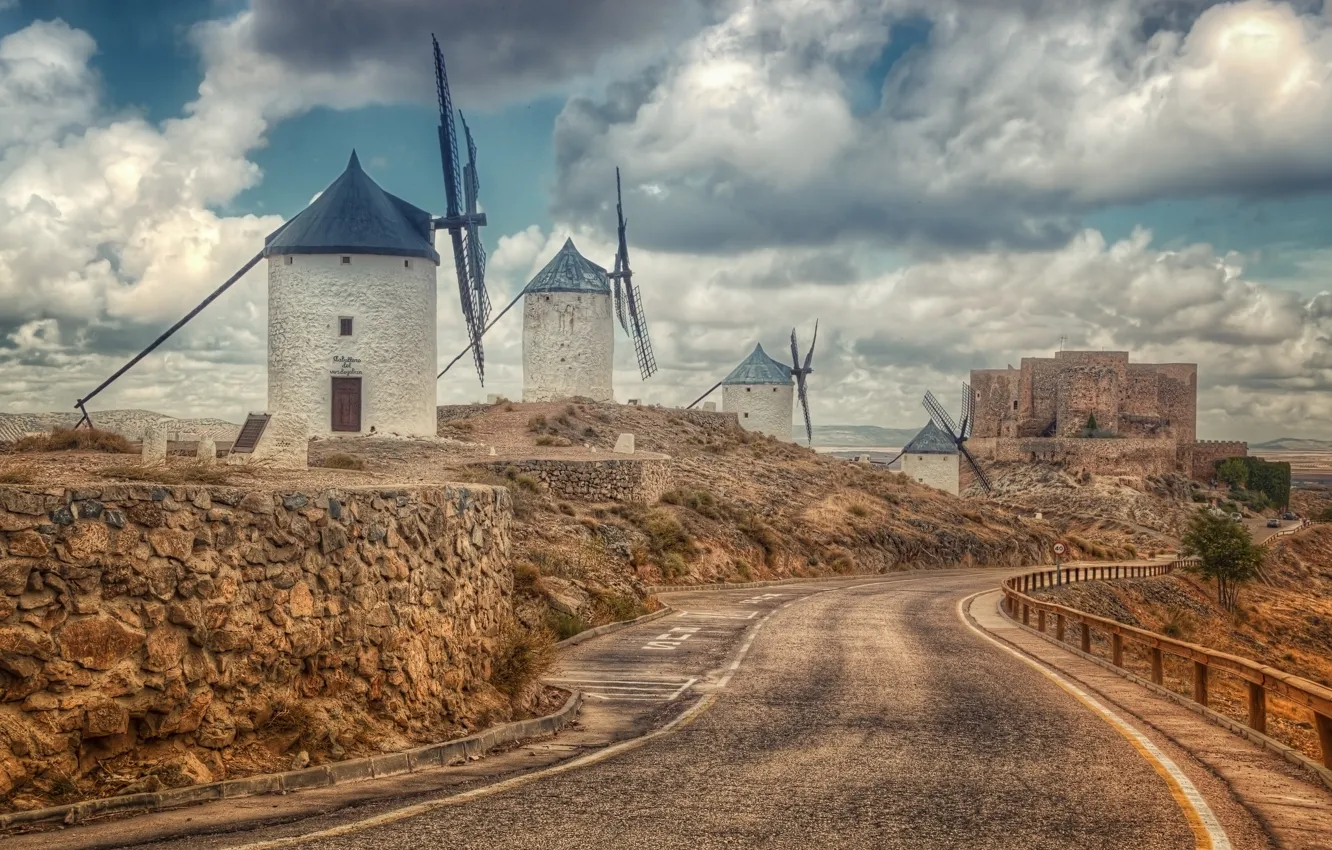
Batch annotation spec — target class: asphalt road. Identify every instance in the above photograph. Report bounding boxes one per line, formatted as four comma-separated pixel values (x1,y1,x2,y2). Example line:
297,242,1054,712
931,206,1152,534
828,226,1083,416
227,573,1220,850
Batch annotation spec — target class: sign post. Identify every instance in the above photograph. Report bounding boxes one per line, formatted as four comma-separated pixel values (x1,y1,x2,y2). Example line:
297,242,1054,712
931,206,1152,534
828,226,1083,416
1053,542,1066,579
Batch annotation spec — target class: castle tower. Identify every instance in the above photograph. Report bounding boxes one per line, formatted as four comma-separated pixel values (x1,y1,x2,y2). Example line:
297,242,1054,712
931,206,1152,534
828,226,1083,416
522,239,614,402
721,343,794,440
263,151,439,437
901,421,960,495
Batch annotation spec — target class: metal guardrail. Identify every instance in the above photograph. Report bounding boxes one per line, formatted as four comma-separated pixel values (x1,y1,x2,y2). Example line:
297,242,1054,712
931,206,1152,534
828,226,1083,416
1001,561,1332,770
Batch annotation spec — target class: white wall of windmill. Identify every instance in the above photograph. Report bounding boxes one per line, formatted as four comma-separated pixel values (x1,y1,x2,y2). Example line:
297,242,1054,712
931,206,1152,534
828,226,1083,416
722,382,794,441
902,452,960,496
268,253,438,437
522,291,614,403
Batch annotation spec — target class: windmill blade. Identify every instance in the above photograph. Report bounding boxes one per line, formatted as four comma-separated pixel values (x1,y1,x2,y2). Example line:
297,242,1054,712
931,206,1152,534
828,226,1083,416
789,327,801,373
802,319,818,372
922,391,960,440
960,382,975,441
959,443,993,494
612,256,630,334
796,372,813,445
687,380,723,410
432,35,463,218
464,222,490,320
624,283,657,380
453,256,484,381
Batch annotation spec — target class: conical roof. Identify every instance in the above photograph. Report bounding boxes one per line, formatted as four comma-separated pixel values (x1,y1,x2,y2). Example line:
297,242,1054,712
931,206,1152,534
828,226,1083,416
524,238,610,295
263,151,440,263
721,343,793,386
904,420,958,455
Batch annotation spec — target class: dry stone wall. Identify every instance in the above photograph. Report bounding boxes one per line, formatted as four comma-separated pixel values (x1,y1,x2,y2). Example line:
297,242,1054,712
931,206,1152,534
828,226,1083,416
1182,440,1249,481
474,458,673,504
0,482,512,804
970,436,1179,476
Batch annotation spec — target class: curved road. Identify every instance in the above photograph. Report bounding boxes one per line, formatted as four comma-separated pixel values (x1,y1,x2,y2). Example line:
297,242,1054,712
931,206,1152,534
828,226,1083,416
177,573,1253,850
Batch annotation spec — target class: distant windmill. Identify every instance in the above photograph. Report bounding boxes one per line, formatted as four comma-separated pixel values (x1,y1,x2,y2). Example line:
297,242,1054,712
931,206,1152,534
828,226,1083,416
431,34,491,384
687,321,817,445
609,168,656,381
923,384,992,494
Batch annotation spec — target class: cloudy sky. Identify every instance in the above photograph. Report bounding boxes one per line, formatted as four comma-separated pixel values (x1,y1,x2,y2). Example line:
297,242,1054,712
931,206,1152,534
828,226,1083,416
1,0,1330,440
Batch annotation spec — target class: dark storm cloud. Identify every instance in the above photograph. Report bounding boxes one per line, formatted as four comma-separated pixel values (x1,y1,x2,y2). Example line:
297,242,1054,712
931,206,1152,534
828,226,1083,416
248,0,722,103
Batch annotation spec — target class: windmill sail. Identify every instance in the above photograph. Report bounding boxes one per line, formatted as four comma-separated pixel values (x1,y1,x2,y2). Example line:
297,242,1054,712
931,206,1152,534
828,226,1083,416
432,35,490,384
610,168,657,381
789,321,817,445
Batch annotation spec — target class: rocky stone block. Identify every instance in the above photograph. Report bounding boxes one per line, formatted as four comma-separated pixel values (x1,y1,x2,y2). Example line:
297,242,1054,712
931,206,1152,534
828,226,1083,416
58,615,146,670
613,433,635,454
197,437,217,466
142,422,168,467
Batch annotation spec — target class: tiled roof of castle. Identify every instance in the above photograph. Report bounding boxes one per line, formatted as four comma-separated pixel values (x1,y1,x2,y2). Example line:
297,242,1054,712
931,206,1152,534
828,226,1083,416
524,238,610,295
904,421,958,455
263,151,440,263
721,343,793,386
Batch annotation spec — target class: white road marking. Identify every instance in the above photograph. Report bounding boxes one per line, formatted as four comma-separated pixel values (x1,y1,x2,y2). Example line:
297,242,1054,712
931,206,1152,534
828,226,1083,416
740,593,785,604
958,591,1230,850
675,610,759,620
641,626,699,651
545,675,697,702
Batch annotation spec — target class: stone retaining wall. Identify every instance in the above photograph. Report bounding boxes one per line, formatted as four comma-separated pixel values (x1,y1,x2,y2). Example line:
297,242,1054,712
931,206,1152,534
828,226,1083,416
0,482,512,806
970,436,1179,476
436,404,488,431
473,457,673,504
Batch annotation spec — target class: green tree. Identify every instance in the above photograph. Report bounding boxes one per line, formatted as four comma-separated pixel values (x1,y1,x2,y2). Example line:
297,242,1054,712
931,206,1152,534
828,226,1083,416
1180,510,1263,610
1214,457,1248,489
1085,413,1098,433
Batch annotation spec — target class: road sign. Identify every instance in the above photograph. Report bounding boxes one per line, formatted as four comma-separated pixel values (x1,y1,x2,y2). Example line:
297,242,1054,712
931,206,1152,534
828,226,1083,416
1053,543,1066,555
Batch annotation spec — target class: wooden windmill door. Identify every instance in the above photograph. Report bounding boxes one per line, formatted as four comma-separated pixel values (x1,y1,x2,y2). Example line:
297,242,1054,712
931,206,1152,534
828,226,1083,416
331,377,362,432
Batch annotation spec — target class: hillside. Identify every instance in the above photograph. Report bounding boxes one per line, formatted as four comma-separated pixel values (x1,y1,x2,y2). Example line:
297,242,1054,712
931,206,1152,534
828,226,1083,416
1250,436,1332,452
812,424,919,448
1030,526,1332,763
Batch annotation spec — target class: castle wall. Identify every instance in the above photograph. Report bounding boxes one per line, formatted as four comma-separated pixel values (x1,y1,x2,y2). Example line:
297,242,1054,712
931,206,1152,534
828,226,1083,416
1181,440,1247,481
1017,357,1061,436
902,453,959,496
969,436,1179,476
0,482,511,799
1053,351,1128,437
723,383,794,441
268,254,438,438
522,292,614,403
969,369,1018,439
1153,364,1198,444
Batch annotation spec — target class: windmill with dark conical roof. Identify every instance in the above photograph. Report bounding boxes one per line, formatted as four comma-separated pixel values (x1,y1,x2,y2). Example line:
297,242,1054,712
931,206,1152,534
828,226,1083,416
521,238,616,402
888,385,992,495
687,323,818,444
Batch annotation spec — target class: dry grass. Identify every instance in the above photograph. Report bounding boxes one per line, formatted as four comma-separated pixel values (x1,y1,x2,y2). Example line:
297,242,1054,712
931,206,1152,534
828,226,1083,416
490,622,556,698
320,453,366,470
0,465,36,484
12,427,133,454
98,462,246,485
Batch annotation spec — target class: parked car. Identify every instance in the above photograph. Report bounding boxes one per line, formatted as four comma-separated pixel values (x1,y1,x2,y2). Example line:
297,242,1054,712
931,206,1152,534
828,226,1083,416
1267,518,1282,528
1282,512,1297,521
1231,512,1244,521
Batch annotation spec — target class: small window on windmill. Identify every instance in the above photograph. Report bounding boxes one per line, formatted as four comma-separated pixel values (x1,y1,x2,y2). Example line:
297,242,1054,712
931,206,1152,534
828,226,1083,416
339,317,353,337
404,260,411,269
743,413,749,418
284,256,293,265
772,387,777,393
746,387,751,393
231,413,271,455
341,256,351,265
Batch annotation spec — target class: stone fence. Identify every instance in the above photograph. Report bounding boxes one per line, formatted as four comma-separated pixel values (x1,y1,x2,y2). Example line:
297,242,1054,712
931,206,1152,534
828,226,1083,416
471,457,673,504
0,482,512,805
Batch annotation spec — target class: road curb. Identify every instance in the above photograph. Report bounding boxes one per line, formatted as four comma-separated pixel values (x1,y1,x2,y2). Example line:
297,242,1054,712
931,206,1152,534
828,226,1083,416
991,596,1332,795
0,689,584,832
555,605,674,648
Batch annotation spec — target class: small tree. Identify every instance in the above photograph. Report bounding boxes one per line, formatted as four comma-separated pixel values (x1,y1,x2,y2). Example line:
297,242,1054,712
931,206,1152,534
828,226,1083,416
1214,457,1248,490
1085,413,1098,433
1180,509,1263,610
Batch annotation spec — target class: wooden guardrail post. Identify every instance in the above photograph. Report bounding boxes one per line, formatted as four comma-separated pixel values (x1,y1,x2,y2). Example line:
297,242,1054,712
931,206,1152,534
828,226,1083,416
1247,682,1266,735
1193,661,1208,706
1056,613,1065,642
1022,603,1030,625
1317,713,1332,769
1111,633,1123,668
1037,609,1046,632
1080,622,1091,653
1150,647,1163,685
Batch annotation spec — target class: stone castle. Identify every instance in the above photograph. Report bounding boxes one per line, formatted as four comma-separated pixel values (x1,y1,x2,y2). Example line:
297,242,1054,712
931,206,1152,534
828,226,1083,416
968,350,1245,479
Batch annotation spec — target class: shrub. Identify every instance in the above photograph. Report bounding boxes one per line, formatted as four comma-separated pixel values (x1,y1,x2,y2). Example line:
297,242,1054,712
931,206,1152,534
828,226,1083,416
450,420,475,432
535,435,556,446
545,611,585,641
565,404,576,416
490,624,555,699
660,552,687,579
99,463,243,485
659,488,725,520
641,509,692,557
1181,509,1263,609
14,427,133,454
321,453,365,470
847,503,869,518
0,466,36,484
513,561,541,593
582,427,598,438
527,415,547,432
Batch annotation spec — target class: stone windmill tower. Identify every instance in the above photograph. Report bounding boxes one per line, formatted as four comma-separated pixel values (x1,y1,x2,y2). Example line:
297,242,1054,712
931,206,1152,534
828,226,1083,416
720,344,795,439
264,151,440,437
521,239,615,402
